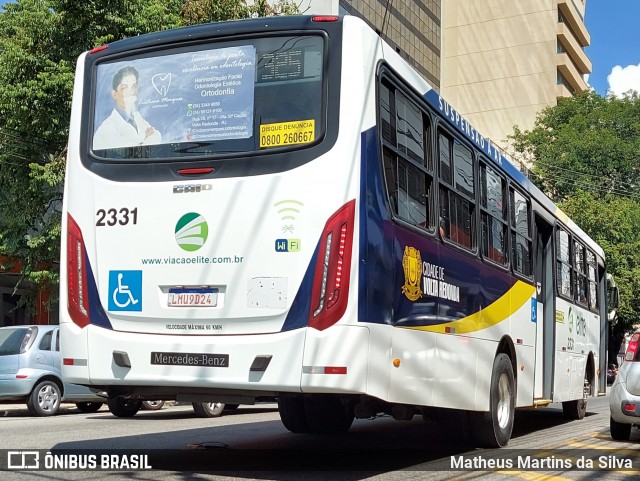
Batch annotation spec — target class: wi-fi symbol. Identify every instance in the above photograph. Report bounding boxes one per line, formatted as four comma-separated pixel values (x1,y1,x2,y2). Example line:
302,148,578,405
275,200,304,221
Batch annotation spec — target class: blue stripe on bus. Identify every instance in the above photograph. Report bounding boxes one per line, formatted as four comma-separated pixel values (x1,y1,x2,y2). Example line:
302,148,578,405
281,239,320,332
86,254,113,329
358,126,524,329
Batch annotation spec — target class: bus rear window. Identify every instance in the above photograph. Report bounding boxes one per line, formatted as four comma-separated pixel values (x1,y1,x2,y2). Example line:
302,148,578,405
91,35,325,160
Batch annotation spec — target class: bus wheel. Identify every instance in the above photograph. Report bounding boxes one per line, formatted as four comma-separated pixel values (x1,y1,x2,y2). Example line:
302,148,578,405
305,394,354,434
472,353,515,448
107,397,142,417
278,394,310,433
76,402,103,413
562,374,588,420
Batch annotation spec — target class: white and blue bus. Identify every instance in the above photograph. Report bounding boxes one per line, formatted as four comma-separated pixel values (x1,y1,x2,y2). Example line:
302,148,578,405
61,15,613,447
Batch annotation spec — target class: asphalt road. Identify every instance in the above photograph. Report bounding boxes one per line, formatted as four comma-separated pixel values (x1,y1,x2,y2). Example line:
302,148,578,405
1,395,639,481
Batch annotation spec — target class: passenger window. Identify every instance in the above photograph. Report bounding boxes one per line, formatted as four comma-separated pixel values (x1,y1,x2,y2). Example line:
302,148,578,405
439,131,476,250
510,189,532,277
379,77,434,233
39,330,53,351
480,162,507,266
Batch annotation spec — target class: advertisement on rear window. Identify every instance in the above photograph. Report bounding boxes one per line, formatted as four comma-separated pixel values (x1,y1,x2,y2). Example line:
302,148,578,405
92,45,256,150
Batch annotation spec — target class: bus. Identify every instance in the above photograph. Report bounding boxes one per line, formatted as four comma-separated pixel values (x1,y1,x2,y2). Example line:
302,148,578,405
60,14,615,447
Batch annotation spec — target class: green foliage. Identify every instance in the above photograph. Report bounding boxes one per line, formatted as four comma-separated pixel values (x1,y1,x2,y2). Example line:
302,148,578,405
511,91,640,203
511,91,640,341
0,0,298,315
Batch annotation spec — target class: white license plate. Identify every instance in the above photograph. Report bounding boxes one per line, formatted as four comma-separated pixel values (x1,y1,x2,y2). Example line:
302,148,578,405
168,288,218,307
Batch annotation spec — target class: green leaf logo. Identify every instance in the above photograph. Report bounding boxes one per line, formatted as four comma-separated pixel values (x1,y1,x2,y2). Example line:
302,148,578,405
175,213,208,252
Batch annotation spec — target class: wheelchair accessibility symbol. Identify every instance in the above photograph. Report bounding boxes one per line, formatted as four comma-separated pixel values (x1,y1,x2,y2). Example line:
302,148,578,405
108,270,142,311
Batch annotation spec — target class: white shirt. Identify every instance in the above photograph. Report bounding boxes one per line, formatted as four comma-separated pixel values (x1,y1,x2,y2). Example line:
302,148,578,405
93,108,162,150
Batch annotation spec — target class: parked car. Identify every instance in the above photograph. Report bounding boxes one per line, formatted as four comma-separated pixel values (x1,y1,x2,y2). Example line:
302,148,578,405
141,400,165,410
0,325,105,416
610,330,640,440
192,402,238,418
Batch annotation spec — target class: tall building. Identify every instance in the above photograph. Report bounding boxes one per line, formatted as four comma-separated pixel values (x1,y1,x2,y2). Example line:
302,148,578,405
305,1,590,152
441,0,591,150
339,1,442,88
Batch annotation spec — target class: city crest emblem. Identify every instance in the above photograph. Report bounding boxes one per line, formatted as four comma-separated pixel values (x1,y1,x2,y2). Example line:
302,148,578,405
402,246,422,301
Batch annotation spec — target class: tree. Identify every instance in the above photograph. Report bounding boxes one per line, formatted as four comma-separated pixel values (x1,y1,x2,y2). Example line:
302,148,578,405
510,91,640,362
0,0,297,315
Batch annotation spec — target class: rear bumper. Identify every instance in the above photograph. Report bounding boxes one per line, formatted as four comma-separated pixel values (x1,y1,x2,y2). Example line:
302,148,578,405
609,381,640,423
0,377,35,400
61,324,370,396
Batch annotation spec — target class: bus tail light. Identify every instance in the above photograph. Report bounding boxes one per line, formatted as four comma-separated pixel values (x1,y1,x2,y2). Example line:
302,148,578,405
67,213,90,328
308,200,356,331
625,333,640,362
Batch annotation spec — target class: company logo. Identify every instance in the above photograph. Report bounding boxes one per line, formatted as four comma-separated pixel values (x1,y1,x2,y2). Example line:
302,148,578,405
8,451,39,469
402,246,423,301
175,213,208,252
173,184,212,194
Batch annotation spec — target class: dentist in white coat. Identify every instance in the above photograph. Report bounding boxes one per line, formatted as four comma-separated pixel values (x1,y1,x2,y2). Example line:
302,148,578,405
93,66,161,150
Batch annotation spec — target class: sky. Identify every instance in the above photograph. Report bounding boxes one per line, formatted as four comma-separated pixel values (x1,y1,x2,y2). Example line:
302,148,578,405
584,1,640,97
0,1,637,97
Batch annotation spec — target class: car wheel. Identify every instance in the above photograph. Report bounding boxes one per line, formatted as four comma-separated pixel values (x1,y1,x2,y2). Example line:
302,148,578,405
107,397,142,417
141,400,165,410
75,402,104,413
27,380,61,416
192,402,225,418
610,416,632,441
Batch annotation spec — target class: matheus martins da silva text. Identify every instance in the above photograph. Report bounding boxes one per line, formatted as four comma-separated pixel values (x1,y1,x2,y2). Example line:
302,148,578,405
451,454,633,470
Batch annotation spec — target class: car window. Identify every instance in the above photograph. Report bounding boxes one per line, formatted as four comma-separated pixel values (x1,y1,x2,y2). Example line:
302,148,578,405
0,328,28,355
39,330,53,351
54,329,60,352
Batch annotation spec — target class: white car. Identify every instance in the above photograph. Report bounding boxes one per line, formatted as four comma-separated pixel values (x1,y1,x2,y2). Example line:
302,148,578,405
609,330,640,440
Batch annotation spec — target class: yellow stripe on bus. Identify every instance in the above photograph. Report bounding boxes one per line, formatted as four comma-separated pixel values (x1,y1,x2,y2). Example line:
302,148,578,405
401,280,536,334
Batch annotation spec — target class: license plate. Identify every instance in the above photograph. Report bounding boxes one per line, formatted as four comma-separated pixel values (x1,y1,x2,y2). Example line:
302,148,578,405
168,288,218,307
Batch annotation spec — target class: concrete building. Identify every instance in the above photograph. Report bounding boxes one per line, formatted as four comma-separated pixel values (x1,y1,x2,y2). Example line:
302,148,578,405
305,0,590,152
339,0,442,88
441,0,591,150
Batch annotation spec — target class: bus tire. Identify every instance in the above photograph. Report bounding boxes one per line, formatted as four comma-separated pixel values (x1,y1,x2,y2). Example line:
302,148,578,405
192,402,225,417
304,394,354,434
278,394,310,433
76,402,103,413
562,372,588,420
472,353,515,448
107,397,142,417
610,416,631,441
562,398,587,420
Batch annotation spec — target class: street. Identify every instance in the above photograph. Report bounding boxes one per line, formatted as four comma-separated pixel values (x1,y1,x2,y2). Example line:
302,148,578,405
1,394,640,480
